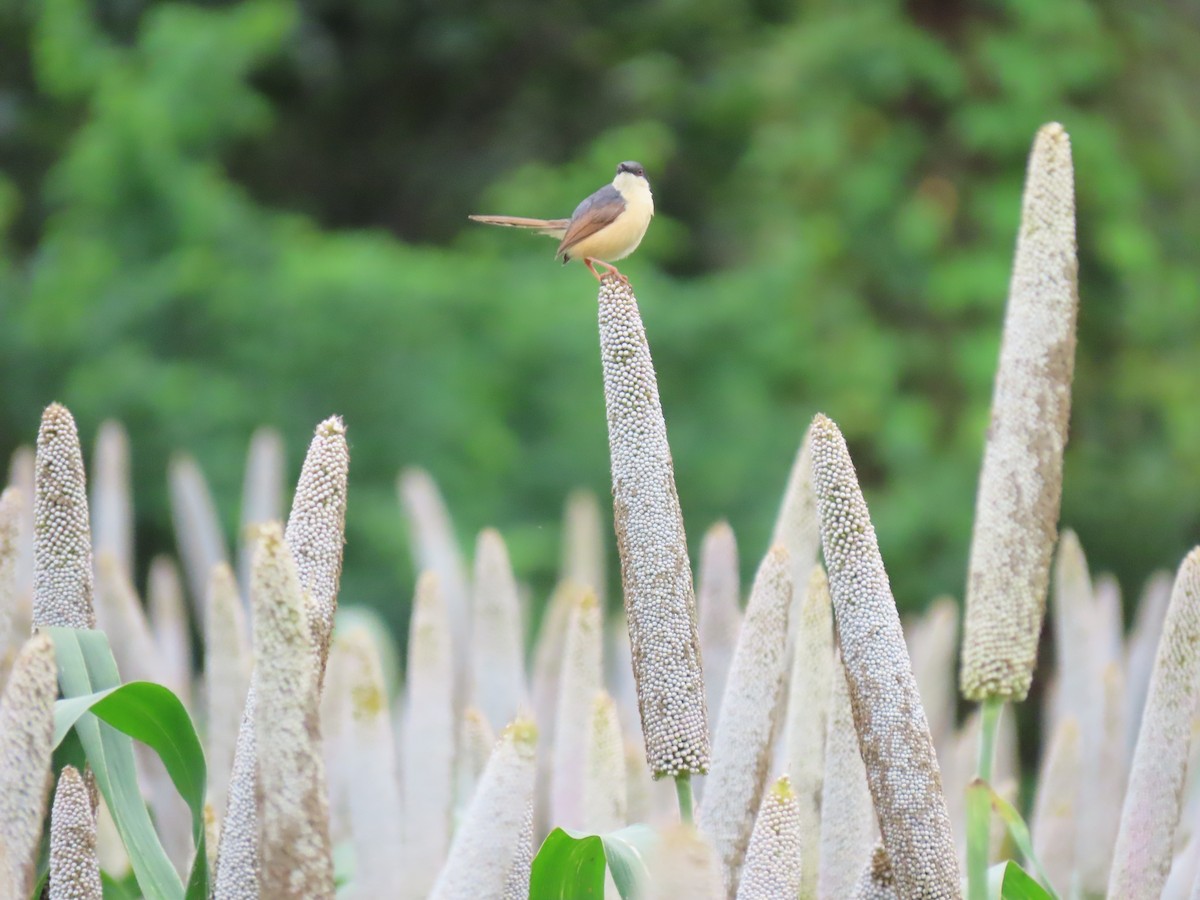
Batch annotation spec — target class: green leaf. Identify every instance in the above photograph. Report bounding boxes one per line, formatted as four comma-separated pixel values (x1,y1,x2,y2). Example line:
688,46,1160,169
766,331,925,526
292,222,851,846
530,828,606,899
991,860,1055,900
46,627,209,900
529,825,657,899
102,870,142,900
975,778,1060,899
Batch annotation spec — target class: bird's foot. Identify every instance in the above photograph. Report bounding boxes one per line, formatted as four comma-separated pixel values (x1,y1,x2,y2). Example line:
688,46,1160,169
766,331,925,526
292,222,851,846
585,258,628,283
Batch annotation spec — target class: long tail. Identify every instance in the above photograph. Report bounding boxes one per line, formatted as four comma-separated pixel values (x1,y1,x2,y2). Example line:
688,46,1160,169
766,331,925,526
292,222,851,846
468,214,570,240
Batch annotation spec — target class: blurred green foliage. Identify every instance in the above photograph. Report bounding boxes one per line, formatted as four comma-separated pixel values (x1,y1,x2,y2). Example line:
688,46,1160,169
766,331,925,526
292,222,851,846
1,0,1198,643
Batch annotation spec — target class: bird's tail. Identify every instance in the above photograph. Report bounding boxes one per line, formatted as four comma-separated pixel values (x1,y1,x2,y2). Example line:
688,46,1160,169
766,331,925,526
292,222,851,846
468,215,570,240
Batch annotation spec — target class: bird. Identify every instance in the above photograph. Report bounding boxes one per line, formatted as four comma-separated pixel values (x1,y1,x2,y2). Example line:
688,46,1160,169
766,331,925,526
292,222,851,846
469,161,654,281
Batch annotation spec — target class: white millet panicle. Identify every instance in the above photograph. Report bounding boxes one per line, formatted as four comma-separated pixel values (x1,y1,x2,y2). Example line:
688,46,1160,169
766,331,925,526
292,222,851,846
551,589,603,831
50,765,103,900
597,275,709,778
147,556,192,706
696,521,741,732
501,801,535,900
853,844,899,900
819,650,876,900
398,468,471,695
238,426,285,601
960,122,1079,703
0,487,22,667
251,523,334,899
89,420,133,579
285,415,349,683
214,688,260,899
454,706,496,822
735,776,803,900
167,453,229,628
339,627,403,900
401,571,456,899
582,690,627,833
648,825,725,900
561,489,607,602
204,562,251,822
430,719,538,900
783,563,833,900
1031,717,1081,891
469,528,528,731
0,633,58,899
33,403,95,629
1109,548,1200,898
770,428,821,650
699,545,793,894
809,413,960,898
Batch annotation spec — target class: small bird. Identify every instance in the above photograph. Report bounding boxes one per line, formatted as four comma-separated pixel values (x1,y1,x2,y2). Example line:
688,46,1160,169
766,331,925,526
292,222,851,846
470,161,654,281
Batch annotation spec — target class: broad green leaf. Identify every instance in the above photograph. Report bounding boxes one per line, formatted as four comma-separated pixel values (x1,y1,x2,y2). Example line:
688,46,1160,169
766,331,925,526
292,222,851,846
581,824,655,898
46,627,209,900
530,825,657,899
990,860,1054,900
530,828,606,898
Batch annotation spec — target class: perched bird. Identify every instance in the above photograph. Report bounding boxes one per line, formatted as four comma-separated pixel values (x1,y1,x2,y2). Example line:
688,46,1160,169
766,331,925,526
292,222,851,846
470,161,654,281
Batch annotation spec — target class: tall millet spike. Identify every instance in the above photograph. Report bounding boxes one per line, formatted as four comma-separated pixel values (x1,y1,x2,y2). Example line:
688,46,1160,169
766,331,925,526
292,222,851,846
561,488,607,603
783,563,833,899
204,562,252,822
770,427,820,651
648,825,725,900
501,801,535,900
597,274,709,779
699,545,793,895
50,765,103,900
470,528,528,731
582,690,627,833
214,687,260,899
401,572,456,898
239,426,285,602
33,403,95,628
338,626,403,899
90,419,133,578
959,122,1079,703
251,522,334,899
735,776,803,900
0,487,22,673
0,633,58,898
551,589,604,831
398,467,471,698
147,556,193,706
285,415,349,685
1030,717,1081,890
168,453,229,627
1109,548,1200,898
809,413,959,897
696,521,741,733
430,719,539,900
819,649,876,900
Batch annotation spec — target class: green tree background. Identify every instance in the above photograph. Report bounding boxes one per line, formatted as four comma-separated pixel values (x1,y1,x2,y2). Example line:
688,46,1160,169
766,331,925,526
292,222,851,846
1,0,1197,643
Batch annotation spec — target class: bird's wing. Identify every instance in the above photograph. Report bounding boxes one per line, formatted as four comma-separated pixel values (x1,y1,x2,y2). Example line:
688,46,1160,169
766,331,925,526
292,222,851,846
556,185,626,258
468,215,571,239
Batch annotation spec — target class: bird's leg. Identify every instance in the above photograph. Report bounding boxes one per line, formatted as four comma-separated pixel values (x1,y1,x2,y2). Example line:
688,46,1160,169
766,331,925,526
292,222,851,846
583,258,604,281
587,258,629,283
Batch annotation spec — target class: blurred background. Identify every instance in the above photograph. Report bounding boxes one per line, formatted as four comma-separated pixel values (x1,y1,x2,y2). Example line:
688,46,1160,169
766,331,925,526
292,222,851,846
1,0,1198,640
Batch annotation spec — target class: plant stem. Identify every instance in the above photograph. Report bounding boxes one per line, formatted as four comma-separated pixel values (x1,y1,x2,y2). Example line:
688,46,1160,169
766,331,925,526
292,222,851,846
674,773,693,824
967,697,1004,900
